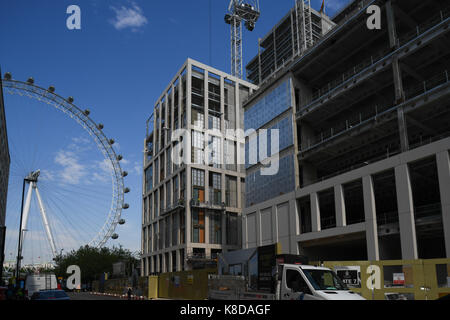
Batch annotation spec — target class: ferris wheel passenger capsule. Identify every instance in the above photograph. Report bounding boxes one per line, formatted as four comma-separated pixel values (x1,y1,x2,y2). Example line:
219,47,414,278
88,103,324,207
97,123,104,130
4,72,12,80
124,187,130,193
48,86,55,93
111,234,119,240
122,171,128,177
123,203,129,209
27,77,34,84
119,219,126,225
84,109,90,116
67,96,74,103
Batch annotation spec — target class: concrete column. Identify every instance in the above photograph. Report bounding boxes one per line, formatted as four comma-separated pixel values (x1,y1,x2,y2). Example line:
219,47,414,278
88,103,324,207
204,70,208,130
235,81,240,136
237,176,242,210
158,103,162,155
153,110,157,157
165,92,169,147
205,210,210,245
221,173,226,205
335,184,347,227
222,210,227,247
310,193,320,232
185,63,192,247
258,38,262,85
397,102,409,152
387,1,409,152
386,1,398,48
272,205,278,244
437,151,450,258
289,198,298,254
187,61,192,130
395,164,418,260
273,30,277,70
178,76,182,129
155,254,160,273
220,76,225,174
235,82,244,175
394,57,409,152
291,11,296,57
256,209,262,246
363,175,379,261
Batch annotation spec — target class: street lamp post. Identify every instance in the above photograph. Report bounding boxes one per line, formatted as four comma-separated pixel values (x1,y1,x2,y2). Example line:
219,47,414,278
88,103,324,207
15,178,27,281
15,171,39,281
0,225,6,285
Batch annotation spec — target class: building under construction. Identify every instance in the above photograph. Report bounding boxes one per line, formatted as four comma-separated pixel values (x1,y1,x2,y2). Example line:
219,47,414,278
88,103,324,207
246,0,335,85
0,72,10,280
141,59,257,274
242,0,450,262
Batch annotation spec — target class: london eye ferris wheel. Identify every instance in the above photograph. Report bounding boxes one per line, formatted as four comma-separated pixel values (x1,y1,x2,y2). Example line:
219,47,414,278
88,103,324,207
2,72,130,268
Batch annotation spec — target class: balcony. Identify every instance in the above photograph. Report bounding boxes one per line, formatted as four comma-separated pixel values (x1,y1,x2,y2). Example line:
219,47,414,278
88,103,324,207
190,198,226,211
299,70,450,156
161,199,186,216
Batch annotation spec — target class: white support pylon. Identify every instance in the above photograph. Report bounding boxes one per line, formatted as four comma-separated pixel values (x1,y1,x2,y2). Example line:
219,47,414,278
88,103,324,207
20,182,34,245
20,170,58,260
35,186,58,258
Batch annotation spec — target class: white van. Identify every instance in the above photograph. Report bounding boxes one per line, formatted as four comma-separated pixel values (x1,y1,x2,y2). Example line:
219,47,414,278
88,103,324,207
25,274,58,298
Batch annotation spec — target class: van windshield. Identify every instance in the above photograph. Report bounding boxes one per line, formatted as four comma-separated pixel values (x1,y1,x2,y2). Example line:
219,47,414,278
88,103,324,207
302,269,349,291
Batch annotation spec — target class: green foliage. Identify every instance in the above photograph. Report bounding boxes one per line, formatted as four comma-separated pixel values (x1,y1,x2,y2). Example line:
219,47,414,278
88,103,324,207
53,245,139,283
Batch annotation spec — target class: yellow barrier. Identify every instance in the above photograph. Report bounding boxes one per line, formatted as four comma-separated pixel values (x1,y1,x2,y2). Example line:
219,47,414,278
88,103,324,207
157,269,217,300
316,258,450,300
148,276,159,299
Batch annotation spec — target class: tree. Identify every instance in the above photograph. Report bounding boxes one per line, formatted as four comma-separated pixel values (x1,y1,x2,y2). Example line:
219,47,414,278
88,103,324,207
53,245,139,284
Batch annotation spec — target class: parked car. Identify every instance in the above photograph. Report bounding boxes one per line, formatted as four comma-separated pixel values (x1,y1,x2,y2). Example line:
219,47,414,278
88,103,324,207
0,287,7,300
30,290,70,300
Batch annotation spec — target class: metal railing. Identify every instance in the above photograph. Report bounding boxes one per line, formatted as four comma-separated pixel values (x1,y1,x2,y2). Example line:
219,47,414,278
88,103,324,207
301,7,450,112
414,203,442,220
377,211,399,226
302,149,402,188
300,69,449,153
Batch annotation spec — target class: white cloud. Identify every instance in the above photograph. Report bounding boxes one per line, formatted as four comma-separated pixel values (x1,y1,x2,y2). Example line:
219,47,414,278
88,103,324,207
40,169,55,182
54,150,87,185
133,162,141,176
110,2,148,31
91,158,113,183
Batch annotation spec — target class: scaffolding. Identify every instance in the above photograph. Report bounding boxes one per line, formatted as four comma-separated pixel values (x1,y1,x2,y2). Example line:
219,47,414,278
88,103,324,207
246,0,330,84
296,0,314,53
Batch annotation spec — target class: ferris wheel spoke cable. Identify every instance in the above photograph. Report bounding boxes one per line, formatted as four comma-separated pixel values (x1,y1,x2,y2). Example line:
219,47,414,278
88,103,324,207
41,181,112,205
48,190,102,247
39,184,106,234
35,183,90,248
42,193,91,247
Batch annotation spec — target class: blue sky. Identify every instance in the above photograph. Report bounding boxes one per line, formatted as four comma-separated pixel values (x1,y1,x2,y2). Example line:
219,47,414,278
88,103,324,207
0,0,351,264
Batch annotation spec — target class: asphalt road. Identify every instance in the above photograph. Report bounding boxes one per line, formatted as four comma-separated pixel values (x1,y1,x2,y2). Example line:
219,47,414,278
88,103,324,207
67,292,126,300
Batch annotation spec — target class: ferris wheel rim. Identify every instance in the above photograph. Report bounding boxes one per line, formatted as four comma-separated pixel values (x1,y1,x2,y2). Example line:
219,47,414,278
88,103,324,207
1,76,127,248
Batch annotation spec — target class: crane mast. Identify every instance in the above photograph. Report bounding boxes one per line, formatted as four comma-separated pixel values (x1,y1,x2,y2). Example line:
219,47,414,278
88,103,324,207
225,0,260,79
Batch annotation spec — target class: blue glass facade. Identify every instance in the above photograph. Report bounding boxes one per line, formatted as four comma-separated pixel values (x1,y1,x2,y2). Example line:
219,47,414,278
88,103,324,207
245,115,293,168
244,80,292,131
245,154,295,207
244,78,296,207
